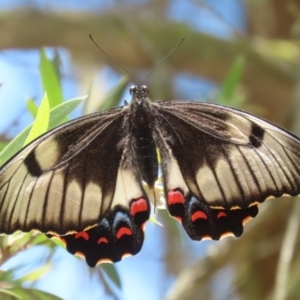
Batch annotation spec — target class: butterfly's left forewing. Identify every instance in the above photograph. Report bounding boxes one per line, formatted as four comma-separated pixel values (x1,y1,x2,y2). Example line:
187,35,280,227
0,108,123,234
0,106,150,265
154,101,300,240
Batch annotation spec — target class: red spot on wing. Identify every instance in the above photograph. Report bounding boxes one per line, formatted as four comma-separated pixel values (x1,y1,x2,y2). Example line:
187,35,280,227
97,237,109,244
191,211,208,221
168,190,185,205
75,231,89,241
116,227,132,239
130,198,148,216
217,211,227,219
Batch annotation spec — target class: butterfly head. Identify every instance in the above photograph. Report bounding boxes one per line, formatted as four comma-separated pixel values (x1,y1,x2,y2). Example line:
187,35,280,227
130,85,149,104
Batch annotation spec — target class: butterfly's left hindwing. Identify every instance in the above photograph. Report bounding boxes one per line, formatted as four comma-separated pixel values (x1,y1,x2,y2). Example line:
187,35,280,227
48,196,149,267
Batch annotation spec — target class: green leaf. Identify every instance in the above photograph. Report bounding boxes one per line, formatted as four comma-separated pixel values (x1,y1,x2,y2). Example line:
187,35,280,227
218,55,245,105
39,49,63,108
0,269,17,284
0,97,85,166
83,76,128,114
19,264,52,283
47,97,85,130
149,216,163,226
0,287,62,300
52,49,62,77
26,98,39,118
0,142,8,152
24,93,50,146
98,76,129,111
101,264,122,289
6,232,36,250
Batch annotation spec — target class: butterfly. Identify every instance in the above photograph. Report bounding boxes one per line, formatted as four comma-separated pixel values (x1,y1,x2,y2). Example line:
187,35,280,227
0,84,299,267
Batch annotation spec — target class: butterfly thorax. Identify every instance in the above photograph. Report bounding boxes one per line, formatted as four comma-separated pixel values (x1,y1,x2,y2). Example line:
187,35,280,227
128,85,158,188
129,85,149,104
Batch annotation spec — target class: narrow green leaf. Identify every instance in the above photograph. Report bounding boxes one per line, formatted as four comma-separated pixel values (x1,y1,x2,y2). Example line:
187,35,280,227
26,98,38,118
24,93,50,146
48,236,66,249
52,49,62,77
81,83,93,114
218,55,245,105
0,287,62,300
6,232,36,250
101,264,122,289
0,97,85,166
83,76,129,114
99,76,129,111
39,49,63,108
0,142,8,152
0,288,22,299
149,216,163,226
0,269,17,284
19,264,52,283
48,97,85,130
29,233,49,245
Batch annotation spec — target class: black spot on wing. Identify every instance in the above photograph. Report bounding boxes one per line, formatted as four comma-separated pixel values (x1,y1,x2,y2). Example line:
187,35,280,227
249,123,265,148
24,151,42,176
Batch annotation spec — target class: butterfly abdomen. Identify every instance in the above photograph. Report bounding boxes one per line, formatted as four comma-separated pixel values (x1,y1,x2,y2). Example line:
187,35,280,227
134,125,158,187
129,99,158,188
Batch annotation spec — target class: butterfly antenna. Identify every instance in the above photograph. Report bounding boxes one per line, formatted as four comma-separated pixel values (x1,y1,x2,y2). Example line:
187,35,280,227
89,34,138,83
140,37,185,84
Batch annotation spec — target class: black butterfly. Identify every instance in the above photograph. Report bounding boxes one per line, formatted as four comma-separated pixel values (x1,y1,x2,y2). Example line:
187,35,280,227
0,84,299,267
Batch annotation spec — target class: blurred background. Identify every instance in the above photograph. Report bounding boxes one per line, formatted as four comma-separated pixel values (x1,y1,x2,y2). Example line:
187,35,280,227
0,1,300,299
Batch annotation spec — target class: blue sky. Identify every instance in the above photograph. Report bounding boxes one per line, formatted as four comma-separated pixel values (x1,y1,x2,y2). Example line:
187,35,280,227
0,1,246,299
